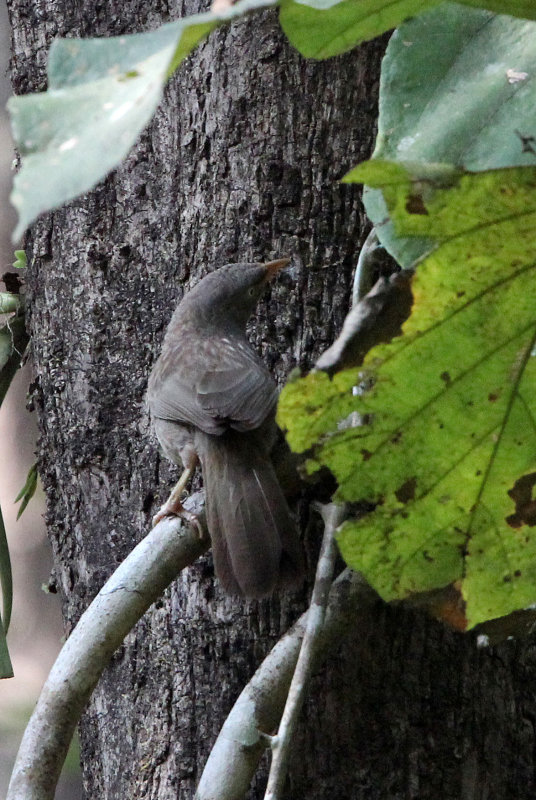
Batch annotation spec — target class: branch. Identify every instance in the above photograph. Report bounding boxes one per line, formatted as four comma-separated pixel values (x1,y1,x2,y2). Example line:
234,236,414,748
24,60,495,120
195,568,378,800
7,494,207,800
264,503,345,800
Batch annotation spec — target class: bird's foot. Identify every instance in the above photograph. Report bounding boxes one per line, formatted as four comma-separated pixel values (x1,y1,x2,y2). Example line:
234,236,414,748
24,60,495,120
152,501,205,540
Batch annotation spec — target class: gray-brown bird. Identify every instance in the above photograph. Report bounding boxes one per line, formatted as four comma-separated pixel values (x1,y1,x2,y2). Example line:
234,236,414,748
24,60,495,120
147,260,303,598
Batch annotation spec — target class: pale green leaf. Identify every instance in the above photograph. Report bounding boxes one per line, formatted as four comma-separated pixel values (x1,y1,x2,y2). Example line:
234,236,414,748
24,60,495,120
8,0,276,239
279,165,536,627
349,4,536,266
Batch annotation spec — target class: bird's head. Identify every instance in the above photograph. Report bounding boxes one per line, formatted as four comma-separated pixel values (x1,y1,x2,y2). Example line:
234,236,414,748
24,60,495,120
180,259,290,331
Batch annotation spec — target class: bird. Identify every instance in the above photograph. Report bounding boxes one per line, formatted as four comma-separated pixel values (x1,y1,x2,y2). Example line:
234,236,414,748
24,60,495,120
147,259,303,598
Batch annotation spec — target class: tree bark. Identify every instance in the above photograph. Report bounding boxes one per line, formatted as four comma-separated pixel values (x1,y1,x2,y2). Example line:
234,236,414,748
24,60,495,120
7,0,536,798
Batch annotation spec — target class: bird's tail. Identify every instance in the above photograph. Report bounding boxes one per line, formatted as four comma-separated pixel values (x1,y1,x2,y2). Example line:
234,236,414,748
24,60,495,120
196,429,304,598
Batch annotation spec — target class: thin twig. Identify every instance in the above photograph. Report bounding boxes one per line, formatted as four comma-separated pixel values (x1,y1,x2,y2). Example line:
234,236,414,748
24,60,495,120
7,494,207,800
264,503,347,800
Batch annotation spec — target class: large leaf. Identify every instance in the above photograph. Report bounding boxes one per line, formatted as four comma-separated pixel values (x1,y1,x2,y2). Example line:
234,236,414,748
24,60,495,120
278,164,536,628
352,3,536,266
279,0,441,59
8,0,276,239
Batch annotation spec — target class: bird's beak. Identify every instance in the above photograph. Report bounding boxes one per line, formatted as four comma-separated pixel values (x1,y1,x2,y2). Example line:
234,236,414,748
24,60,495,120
263,257,291,281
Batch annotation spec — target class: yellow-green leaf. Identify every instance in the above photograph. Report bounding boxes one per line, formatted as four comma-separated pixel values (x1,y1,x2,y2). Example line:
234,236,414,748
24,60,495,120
279,164,536,627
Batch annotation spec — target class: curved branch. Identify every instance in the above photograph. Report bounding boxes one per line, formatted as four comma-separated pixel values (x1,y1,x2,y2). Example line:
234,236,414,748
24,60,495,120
195,568,378,800
7,493,207,800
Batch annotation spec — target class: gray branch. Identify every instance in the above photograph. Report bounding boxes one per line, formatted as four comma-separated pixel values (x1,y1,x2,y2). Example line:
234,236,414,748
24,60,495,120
7,494,207,800
195,568,378,800
264,503,345,800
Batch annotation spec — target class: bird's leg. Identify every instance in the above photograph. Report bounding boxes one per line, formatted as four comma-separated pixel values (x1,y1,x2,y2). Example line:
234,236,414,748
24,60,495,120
152,458,204,538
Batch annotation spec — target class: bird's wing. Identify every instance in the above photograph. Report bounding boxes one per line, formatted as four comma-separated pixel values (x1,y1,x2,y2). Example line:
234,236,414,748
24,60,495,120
148,334,277,434
197,338,278,432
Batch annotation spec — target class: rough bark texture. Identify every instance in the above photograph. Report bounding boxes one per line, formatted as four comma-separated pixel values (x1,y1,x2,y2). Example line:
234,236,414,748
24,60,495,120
7,1,536,799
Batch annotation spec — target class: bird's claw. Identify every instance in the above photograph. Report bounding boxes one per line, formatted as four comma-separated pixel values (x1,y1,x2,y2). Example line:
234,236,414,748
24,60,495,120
152,503,206,540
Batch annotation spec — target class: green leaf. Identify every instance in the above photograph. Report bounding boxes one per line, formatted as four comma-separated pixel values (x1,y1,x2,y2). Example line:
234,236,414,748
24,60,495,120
12,250,27,269
371,6,536,170
279,164,536,628
278,0,536,62
279,0,441,59
15,463,38,520
0,505,12,635
348,4,536,266
8,0,276,239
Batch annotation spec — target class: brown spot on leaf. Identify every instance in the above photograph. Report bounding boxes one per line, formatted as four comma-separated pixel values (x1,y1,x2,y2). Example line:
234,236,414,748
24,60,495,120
395,477,417,504
406,194,429,215
361,449,372,461
506,472,536,528
391,431,402,445
440,371,451,385
488,392,499,402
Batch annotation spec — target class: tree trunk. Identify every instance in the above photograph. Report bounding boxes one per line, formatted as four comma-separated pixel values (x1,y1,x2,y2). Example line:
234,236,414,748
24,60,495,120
7,0,536,798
